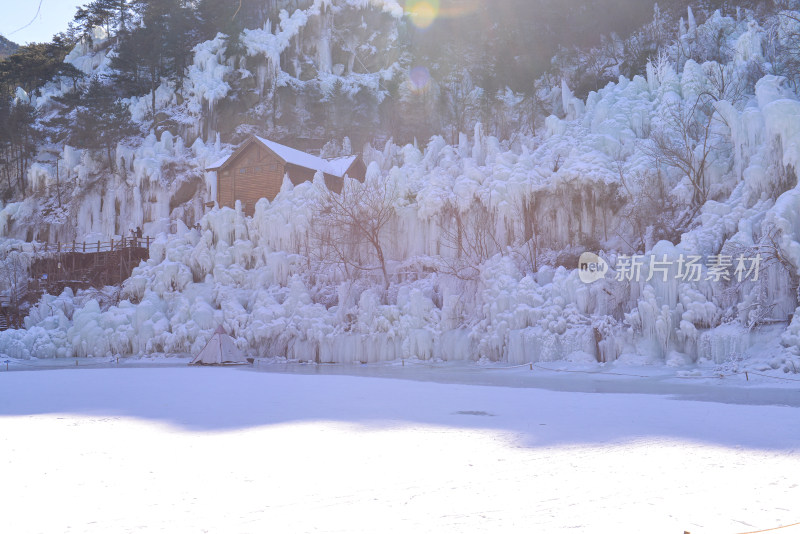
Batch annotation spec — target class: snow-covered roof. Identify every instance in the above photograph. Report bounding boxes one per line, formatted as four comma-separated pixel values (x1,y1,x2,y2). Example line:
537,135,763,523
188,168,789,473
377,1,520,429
256,136,330,173
206,136,359,177
325,155,359,177
207,153,233,170
256,137,358,177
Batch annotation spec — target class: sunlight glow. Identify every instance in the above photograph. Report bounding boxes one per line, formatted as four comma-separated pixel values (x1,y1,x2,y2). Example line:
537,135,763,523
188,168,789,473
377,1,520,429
406,0,439,29
405,0,482,29
409,66,432,91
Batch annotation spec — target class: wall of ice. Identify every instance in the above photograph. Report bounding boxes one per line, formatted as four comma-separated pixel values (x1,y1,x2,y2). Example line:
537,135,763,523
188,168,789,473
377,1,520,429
0,131,225,244
3,6,800,373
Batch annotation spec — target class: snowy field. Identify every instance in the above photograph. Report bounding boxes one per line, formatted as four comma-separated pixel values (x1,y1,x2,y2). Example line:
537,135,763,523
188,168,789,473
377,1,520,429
1,366,799,534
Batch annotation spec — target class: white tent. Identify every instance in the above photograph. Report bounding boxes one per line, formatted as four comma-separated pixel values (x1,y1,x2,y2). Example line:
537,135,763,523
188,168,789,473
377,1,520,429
190,326,248,365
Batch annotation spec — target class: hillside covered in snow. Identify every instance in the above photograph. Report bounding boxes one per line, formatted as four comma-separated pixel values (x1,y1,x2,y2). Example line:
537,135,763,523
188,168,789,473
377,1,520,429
2,1,800,375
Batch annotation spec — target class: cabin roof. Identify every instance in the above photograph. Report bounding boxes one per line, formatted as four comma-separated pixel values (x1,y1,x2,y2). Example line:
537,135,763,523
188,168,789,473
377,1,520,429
206,136,360,178
206,153,232,170
325,155,359,176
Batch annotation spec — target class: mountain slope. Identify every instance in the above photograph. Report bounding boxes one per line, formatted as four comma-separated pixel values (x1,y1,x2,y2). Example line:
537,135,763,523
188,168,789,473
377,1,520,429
0,35,18,58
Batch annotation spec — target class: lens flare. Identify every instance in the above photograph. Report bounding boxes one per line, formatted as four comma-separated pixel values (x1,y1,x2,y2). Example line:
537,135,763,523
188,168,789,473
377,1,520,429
405,0,482,29
406,0,439,29
409,66,432,91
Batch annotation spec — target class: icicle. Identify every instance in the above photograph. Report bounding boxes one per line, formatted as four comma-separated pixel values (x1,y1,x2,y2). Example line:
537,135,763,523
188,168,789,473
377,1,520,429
281,174,294,193
646,60,657,93
472,123,485,166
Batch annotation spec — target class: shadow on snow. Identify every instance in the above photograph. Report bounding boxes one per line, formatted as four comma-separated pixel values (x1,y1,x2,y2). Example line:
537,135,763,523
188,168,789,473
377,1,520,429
0,365,797,451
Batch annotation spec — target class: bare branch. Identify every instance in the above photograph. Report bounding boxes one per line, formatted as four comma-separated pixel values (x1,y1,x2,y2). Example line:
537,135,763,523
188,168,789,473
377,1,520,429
309,175,397,291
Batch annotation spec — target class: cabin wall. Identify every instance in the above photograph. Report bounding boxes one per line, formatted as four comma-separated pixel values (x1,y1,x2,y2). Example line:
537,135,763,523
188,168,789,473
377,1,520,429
285,164,316,186
217,143,285,215
345,159,367,182
284,164,344,193
216,140,366,215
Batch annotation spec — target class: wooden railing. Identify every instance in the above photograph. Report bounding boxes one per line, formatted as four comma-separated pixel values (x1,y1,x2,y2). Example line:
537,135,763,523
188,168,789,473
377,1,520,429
33,236,151,255
0,279,29,329
0,237,152,330
0,277,28,303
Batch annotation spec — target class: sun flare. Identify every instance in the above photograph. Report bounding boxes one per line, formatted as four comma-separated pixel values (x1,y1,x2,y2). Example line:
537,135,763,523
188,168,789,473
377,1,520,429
406,0,439,29
405,0,483,29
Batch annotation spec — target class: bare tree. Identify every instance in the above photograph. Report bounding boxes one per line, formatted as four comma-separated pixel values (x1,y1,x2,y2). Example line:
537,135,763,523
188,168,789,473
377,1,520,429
767,5,800,92
519,80,547,137
0,250,29,328
643,93,721,209
722,224,799,330
614,164,682,252
437,200,503,280
705,62,747,105
440,71,482,145
310,175,397,290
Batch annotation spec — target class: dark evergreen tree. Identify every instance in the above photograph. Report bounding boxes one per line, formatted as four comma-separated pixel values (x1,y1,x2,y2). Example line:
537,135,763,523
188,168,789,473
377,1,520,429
112,0,200,120
0,40,77,95
77,79,139,169
0,97,40,197
74,0,132,42
164,0,198,94
42,88,82,145
45,78,138,170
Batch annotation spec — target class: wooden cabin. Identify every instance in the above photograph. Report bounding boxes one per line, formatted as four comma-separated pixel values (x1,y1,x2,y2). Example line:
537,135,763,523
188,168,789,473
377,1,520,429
205,136,367,215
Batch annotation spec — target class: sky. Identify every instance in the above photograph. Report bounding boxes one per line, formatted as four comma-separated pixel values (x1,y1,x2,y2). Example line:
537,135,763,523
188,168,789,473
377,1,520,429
0,0,82,45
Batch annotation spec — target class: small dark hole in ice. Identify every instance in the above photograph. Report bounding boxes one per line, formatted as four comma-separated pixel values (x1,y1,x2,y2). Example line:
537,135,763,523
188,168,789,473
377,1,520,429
454,410,495,417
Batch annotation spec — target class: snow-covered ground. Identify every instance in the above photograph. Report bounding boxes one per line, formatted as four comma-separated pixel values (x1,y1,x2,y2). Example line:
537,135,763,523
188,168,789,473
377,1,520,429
1,366,798,533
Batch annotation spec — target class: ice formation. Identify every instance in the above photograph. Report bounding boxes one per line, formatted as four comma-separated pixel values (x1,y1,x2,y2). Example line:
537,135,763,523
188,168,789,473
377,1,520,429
2,4,800,375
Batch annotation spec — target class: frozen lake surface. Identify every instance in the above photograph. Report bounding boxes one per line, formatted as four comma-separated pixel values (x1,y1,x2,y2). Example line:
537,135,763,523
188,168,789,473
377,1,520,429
1,365,798,533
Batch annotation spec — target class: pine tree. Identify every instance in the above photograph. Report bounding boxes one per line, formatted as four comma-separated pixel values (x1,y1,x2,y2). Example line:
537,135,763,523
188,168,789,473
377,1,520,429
42,88,82,145
46,78,138,170
0,97,39,197
74,0,132,41
112,0,200,121
78,79,139,170
164,0,197,94
0,40,76,95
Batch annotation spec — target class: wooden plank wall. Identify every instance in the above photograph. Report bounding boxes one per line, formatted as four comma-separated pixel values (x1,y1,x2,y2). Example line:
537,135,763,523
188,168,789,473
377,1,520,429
218,144,285,215
215,142,368,215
